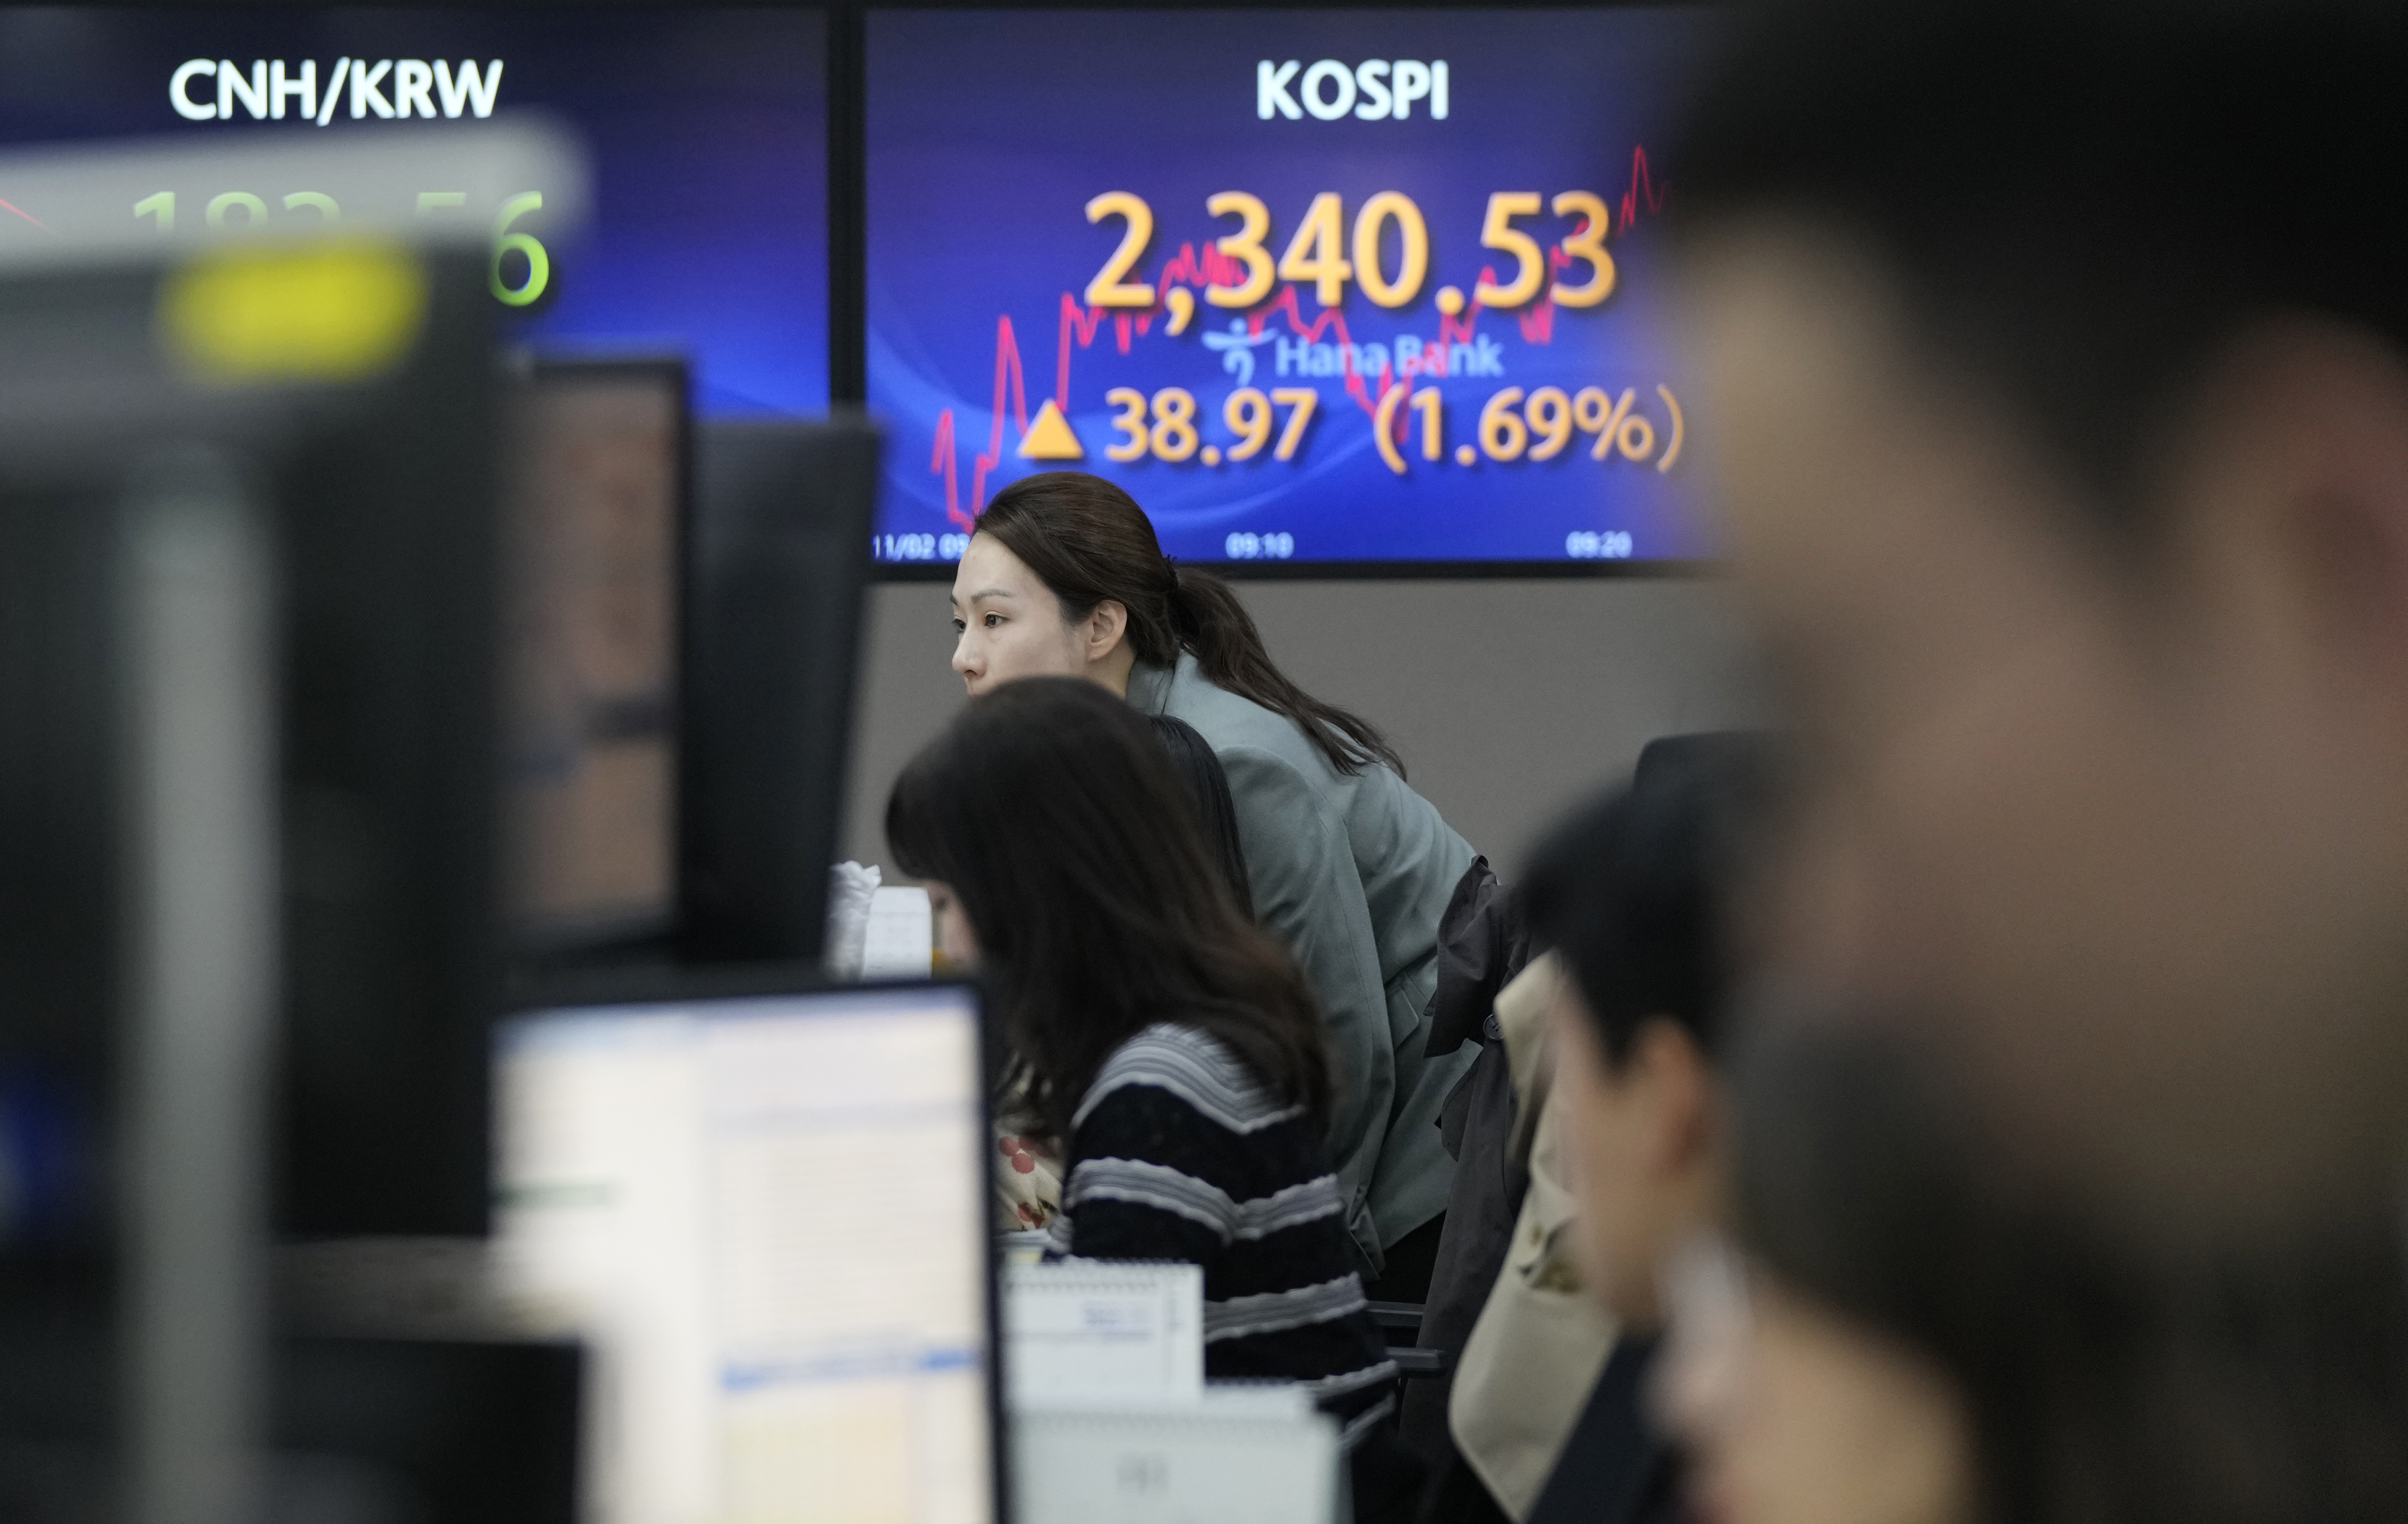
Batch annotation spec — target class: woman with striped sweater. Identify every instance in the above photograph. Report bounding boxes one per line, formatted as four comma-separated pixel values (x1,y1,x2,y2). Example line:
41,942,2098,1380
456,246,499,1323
887,676,1419,1517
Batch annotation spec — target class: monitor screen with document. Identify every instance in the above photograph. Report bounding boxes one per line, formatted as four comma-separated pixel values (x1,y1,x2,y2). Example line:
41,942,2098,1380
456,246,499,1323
494,979,997,1524
499,357,687,954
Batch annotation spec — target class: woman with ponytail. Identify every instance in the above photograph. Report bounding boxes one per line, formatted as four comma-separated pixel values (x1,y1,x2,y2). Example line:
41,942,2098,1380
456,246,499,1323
945,471,1477,1292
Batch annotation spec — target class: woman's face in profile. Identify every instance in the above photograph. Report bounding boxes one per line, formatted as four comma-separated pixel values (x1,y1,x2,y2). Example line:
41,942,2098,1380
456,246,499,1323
1660,1246,1974,1524
949,534,1086,696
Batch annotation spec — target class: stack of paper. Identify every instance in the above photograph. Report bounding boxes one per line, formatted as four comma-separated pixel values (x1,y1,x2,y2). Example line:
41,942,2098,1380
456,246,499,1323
1014,1391,1339,1524
1002,1261,1339,1524
1004,1261,1203,1405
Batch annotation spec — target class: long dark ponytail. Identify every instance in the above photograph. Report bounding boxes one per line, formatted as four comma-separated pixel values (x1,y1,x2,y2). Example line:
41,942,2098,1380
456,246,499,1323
977,472,1406,776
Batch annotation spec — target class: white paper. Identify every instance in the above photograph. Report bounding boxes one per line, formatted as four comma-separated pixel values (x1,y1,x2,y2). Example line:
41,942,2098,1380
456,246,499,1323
862,886,933,979
1004,1261,1203,1405
1191,1382,1317,1419
823,861,881,979
1013,1402,1338,1524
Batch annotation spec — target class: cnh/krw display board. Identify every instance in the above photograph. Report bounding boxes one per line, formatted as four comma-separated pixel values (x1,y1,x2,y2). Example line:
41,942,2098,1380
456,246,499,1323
866,8,1716,571
0,8,827,414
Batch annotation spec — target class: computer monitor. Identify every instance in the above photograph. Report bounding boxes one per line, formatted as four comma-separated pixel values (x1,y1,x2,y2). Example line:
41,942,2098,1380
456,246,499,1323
276,261,503,1241
501,357,691,957
0,123,581,1524
493,976,998,1524
0,248,504,1244
679,420,881,965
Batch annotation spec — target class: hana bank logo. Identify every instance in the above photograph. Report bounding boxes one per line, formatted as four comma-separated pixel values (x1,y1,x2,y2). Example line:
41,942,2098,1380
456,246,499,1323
169,59,503,125
1257,59,1448,121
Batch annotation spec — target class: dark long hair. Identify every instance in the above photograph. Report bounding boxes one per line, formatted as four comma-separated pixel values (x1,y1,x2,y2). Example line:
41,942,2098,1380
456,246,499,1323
886,677,1330,1143
977,472,1404,776
1148,715,1253,919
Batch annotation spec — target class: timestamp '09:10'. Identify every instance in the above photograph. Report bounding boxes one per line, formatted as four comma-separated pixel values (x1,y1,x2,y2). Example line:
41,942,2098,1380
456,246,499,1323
134,187,553,307
1224,533,1294,560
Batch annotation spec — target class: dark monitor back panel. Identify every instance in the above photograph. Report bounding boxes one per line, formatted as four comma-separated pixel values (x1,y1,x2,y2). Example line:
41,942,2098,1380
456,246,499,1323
278,282,501,1239
0,1276,579,1524
0,474,120,1253
679,419,880,966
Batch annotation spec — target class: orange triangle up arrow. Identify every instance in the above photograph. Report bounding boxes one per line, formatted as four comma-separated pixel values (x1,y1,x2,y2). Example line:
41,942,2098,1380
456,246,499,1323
1017,398,1086,461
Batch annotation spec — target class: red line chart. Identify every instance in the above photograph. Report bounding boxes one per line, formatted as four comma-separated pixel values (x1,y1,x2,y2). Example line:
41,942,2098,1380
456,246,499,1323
1618,144,1665,235
929,315,1031,531
929,145,1665,527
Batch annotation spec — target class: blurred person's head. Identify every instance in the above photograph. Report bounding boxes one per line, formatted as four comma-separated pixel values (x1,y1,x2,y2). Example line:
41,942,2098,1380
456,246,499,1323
954,472,1403,774
1663,1023,1983,1524
885,676,1326,1142
1665,1018,2408,1524
1522,732,1779,1327
1671,0,2408,1240
1662,1248,1973,1524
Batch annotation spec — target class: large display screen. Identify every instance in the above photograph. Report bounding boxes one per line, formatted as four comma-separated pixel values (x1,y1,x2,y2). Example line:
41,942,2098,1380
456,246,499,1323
0,8,827,414
866,8,1715,569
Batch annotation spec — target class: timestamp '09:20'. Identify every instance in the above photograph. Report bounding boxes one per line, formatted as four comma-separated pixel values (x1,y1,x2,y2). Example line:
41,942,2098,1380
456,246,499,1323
1565,530,1633,560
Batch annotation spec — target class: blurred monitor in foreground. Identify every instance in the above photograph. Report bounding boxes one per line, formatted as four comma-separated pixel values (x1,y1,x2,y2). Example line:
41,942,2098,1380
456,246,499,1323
0,244,505,1244
494,978,997,1524
501,358,689,956
0,116,586,1520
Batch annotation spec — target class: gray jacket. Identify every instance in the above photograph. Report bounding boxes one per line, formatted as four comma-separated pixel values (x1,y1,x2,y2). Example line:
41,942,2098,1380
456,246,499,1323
1128,654,1478,1274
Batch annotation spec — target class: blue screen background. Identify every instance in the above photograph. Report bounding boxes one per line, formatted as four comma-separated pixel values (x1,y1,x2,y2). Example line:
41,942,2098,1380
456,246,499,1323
0,7,828,415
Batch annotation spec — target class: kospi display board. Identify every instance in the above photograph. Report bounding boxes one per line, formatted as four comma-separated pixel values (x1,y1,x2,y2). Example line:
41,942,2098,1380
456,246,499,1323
0,9,827,414
865,8,1715,570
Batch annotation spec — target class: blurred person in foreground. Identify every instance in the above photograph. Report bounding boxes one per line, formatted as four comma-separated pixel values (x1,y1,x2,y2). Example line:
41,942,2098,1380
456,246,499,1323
1671,0,2408,1272
1665,1,2408,1515
887,677,1421,1520
1662,1018,2407,1524
1485,734,1861,1524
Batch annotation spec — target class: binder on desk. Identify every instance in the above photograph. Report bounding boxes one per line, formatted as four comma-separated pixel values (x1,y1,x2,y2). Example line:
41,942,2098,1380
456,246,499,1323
1004,1266,1340,1521
1013,1394,1340,1524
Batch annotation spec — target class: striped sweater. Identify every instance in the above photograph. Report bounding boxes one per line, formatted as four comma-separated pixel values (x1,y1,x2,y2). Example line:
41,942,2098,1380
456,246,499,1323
1044,1022,1399,1445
